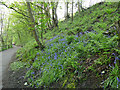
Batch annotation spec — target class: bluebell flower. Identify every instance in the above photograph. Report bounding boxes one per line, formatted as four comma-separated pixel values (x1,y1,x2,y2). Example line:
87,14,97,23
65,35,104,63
65,50,67,52
75,35,78,37
48,56,50,59
58,62,60,65
60,65,63,69
51,44,53,46
37,83,39,86
109,64,112,67
50,64,52,66
54,53,57,60
37,52,39,55
31,77,33,81
31,72,35,74
35,57,38,60
59,39,65,41
115,57,120,60
114,59,116,64
39,71,41,74
45,69,49,72
112,53,115,56
117,77,120,88
117,77,120,82
42,56,43,58
63,42,66,44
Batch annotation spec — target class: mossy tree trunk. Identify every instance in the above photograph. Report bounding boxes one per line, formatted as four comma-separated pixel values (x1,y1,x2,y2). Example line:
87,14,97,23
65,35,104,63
26,1,44,50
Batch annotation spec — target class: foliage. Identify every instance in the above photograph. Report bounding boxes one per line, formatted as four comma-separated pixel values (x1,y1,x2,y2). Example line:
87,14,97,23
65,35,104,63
10,61,26,71
104,54,120,88
6,1,120,88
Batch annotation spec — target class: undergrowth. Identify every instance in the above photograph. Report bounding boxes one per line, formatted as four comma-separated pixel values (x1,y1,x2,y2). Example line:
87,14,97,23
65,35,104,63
11,2,120,88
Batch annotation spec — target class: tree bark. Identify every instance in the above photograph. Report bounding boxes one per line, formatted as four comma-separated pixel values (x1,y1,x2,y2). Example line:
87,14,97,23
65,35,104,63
72,0,74,22
52,2,58,28
26,1,44,50
65,2,69,19
0,12,5,50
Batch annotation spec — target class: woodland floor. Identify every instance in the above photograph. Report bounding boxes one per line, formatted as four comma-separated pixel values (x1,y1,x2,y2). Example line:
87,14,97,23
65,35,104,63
2,48,104,89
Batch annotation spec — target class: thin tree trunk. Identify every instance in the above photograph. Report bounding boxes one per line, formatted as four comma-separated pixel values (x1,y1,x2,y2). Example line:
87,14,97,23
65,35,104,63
72,0,74,22
78,0,80,14
0,13,5,50
65,2,69,19
5,18,10,48
26,1,44,50
52,3,55,27
55,2,58,27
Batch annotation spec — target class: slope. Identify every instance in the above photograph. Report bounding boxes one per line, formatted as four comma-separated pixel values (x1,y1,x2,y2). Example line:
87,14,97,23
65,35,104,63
6,2,120,88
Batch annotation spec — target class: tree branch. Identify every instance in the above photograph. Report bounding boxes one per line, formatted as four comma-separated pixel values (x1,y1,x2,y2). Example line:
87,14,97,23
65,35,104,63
0,2,30,18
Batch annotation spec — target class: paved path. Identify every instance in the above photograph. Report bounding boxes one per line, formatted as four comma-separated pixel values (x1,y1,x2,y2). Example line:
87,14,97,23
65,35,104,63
0,46,21,89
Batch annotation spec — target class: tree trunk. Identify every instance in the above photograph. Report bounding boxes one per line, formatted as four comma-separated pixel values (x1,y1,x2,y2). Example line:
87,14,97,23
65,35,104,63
26,1,44,50
65,2,69,19
78,0,80,14
0,13,5,50
72,0,74,22
5,18,10,49
54,2,58,27
52,2,58,28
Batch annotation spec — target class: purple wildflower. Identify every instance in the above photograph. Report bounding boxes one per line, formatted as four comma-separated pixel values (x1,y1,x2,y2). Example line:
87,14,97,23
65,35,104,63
65,49,67,52
37,83,39,86
35,57,38,60
117,77,120,82
109,64,112,67
112,53,115,56
48,56,50,59
51,44,53,46
31,72,35,74
114,59,116,64
54,53,57,60
37,52,39,55
50,64,52,66
60,65,63,69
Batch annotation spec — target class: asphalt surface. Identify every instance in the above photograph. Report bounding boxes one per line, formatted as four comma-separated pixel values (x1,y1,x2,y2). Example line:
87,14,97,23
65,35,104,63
0,46,20,89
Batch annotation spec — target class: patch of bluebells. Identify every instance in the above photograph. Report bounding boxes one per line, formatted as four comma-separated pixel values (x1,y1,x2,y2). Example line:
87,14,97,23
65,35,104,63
107,53,120,88
28,34,83,87
117,77,120,88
